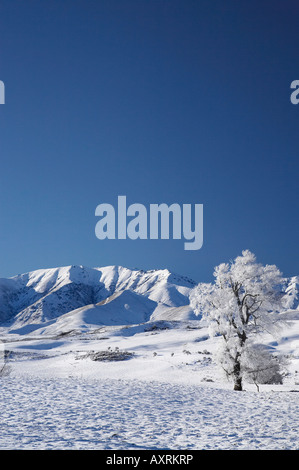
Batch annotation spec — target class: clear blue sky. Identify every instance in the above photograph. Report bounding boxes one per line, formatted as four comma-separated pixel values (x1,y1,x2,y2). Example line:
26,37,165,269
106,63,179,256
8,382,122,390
0,0,298,282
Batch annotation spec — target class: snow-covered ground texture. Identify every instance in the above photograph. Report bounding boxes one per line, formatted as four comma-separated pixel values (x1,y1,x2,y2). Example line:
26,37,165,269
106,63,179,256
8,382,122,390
1,376,299,450
1,314,299,450
0,265,299,450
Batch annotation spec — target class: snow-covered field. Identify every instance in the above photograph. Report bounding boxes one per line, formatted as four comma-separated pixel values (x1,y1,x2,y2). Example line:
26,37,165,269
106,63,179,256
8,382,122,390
1,375,299,450
1,316,299,450
0,265,298,450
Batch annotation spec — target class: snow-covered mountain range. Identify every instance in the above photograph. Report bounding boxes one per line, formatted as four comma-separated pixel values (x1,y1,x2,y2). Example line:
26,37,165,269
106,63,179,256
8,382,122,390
0,265,298,334
0,265,198,333
1,264,299,452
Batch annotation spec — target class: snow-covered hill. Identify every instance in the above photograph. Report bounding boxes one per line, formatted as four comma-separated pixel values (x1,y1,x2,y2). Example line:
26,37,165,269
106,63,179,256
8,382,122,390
0,265,297,334
283,276,299,310
0,265,299,450
0,265,197,331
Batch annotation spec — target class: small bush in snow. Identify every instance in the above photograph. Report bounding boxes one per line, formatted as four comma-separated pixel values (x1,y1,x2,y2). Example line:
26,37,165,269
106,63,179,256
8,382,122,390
77,348,135,362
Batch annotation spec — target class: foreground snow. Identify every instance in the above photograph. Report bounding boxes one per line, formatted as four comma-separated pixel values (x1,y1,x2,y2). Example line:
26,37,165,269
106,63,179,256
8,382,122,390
1,265,298,450
0,317,299,450
1,375,298,450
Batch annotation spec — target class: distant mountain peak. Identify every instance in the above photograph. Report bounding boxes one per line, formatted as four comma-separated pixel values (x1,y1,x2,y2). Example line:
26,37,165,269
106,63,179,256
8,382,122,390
0,265,198,328
0,265,297,331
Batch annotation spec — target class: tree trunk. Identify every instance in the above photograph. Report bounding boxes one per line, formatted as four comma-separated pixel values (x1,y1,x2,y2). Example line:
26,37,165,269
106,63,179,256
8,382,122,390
233,355,243,391
233,376,243,391
232,332,247,391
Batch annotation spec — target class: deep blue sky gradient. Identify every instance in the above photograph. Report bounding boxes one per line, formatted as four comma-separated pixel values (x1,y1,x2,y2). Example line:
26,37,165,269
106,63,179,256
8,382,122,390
0,0,298,282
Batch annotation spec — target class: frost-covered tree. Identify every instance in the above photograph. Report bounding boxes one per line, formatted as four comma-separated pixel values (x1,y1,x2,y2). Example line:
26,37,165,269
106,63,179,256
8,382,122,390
240,343,283,392
191,250,284,391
